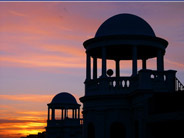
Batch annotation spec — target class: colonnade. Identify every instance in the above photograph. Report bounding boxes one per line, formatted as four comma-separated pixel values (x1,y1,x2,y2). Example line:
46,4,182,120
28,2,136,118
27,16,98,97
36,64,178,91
48,107,80,120
86,46,164,80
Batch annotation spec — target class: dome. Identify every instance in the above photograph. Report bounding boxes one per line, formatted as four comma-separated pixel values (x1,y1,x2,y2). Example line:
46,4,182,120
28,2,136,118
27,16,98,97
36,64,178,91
51,92,78,105
95,13,155,38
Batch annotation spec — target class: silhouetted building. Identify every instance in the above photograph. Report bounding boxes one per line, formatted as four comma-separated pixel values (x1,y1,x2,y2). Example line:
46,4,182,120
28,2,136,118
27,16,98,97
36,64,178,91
45,13,184,138
46,92,82,138
21,132,46,138
80,13,184,138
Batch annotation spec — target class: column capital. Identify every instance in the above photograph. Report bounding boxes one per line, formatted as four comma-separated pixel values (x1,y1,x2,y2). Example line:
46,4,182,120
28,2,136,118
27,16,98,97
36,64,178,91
115,58,120,62
85,50,90,54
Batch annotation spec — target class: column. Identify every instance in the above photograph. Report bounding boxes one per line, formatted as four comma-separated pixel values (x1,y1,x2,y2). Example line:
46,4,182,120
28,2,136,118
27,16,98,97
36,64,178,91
48,107,50,120
142,59,147,70
93,57,97,79
86,51,91,80
78,108,80,119
75,109,77,119
116,59,120,77
65,109,67,118
51,108,55,120
132,46,137,76
61,109,64,120
67,109,68,118
102,47,107,77
157,50,164,71
72,109,74,119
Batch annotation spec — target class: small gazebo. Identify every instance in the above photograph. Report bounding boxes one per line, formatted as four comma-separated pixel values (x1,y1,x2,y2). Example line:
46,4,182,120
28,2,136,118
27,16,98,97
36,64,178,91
46,92,81,138
47,92,80,121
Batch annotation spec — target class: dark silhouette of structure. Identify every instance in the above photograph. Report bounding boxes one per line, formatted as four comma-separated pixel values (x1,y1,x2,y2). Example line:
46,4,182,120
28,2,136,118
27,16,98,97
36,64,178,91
44,13,184,138
20,132,46,138
46,92,82,138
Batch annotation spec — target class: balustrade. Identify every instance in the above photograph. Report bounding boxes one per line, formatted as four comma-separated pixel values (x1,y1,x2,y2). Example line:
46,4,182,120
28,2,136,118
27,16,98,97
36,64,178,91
85,69,183,95
85,76,137,95
176,78,184,91
47,118,82,127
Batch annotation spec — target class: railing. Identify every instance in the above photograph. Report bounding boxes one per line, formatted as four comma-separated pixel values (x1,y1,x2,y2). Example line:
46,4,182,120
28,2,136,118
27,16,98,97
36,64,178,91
85,76,138,95
106,77,135,88
47,118,82,127
85,69,183,95
138,69,176,92
176,77,184,91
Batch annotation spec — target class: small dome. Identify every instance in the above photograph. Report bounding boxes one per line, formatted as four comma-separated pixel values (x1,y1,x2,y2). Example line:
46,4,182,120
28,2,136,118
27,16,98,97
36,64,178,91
51,92,78,105
95,13,155,37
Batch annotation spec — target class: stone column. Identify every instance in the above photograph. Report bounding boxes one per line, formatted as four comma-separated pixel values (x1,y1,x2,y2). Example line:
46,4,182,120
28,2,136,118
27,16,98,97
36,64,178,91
93,57,97,79
48,107,50,120
72,109,74,119
86,51,91,80
102,47,107,77
75,109,77,119
116,59,120,77
67,109,68,118
142,59,147,70
61,109,64,120
132,46,137,76
78,108,80,119
65,109,67,118
157,50,164,71
51,108,55,120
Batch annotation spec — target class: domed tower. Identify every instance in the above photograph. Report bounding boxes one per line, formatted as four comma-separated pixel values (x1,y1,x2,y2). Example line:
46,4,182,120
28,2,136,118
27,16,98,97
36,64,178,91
46,92,82,138
80,14,183,138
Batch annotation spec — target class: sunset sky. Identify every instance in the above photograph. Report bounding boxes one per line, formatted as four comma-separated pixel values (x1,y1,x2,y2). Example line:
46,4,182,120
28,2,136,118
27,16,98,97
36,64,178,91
0,2,184,138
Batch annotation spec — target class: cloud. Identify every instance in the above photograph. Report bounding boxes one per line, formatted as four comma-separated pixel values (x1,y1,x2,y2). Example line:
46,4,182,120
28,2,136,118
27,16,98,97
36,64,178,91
0,3,88,71
0,53,85,68
165,59,184,69
0,94,52,103
0,93,82,138
0,108,47,137
0,118,45,124
0,2,184,138
9,10,27,17
0,115,46,138
41,44,84,57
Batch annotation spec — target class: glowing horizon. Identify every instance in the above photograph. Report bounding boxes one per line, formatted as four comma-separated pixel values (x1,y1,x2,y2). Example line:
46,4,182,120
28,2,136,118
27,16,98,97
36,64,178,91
0,2,184,138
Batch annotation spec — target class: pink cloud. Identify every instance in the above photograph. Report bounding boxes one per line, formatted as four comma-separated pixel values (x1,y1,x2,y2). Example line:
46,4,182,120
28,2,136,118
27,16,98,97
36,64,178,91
0,94,52,103
8,10,27,17
0,54,85,68
0,3,184,138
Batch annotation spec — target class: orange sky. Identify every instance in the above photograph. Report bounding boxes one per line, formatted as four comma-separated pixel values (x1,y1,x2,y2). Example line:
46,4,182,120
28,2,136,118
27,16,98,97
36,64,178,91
0,94,81,138
0,94,49,138
0,2,184,138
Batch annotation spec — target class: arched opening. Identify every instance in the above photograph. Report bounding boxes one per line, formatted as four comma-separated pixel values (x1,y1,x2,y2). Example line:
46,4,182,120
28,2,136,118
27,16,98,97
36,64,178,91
87,123,95,138
110,122,126,138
